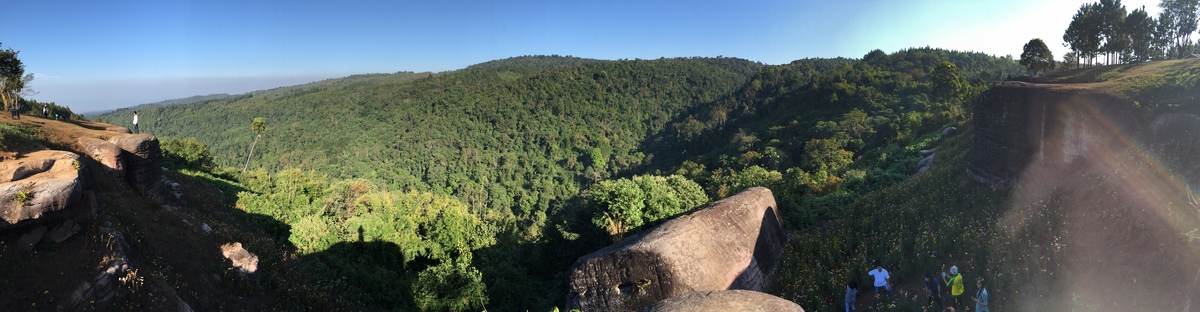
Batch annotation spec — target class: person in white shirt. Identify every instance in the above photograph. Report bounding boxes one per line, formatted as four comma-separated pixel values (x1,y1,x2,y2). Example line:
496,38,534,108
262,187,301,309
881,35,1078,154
132,111,139,134
868,262,893,300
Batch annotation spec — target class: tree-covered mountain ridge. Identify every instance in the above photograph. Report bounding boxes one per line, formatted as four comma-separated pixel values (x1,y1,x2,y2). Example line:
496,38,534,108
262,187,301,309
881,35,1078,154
92,49,1027,310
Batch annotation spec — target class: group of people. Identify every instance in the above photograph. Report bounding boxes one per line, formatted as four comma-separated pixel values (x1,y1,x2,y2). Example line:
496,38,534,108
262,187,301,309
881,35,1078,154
845,263,988,311
6,105,140,134
7,104,72,121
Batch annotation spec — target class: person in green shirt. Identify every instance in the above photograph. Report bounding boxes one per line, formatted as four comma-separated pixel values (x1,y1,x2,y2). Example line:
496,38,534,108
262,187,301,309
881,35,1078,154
941,265,964,309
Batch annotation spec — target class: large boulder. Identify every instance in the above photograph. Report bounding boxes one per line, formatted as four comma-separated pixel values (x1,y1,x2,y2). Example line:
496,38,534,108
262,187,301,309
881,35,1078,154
221,242,260,275
109,134,162,193
567,187,787,312
78,137,125,177
639,290,804,312
0,150,87,231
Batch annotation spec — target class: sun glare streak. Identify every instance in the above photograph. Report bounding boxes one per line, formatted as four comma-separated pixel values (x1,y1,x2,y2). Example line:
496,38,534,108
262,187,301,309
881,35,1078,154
1000,92,1200,309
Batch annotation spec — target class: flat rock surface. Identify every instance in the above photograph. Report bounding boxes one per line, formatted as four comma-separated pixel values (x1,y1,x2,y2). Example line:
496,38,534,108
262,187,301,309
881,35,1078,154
0,150,85,230
639,290,805,312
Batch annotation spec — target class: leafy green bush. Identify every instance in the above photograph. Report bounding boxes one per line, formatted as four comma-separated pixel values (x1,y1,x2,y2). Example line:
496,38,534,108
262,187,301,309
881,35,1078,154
162,137,215,171
586,175,708,239
414,261,489,312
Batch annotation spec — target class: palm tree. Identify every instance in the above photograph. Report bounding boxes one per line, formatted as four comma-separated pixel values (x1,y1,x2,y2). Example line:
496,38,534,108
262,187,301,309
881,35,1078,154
243,117,265,172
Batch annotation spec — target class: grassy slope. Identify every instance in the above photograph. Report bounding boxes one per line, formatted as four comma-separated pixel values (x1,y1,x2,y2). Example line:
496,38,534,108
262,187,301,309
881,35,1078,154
772,60,1200,311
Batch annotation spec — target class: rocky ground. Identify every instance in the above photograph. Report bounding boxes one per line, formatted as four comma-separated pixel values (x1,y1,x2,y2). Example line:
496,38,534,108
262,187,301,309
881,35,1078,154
0,115,299,311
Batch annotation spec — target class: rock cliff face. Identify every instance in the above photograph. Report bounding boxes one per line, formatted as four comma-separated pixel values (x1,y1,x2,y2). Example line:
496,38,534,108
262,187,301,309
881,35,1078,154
967,82,1139,187
567,187,787,312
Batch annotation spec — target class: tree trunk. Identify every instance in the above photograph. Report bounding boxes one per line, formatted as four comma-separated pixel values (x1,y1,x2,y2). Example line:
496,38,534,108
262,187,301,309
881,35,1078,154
243,133,260,172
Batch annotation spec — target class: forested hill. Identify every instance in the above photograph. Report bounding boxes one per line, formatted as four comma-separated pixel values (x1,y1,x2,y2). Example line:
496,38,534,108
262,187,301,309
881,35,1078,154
98,56,763,200
91,51,1025,310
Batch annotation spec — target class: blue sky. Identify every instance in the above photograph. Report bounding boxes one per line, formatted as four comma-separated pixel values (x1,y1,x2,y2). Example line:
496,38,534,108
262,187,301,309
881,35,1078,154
0,0,1164,112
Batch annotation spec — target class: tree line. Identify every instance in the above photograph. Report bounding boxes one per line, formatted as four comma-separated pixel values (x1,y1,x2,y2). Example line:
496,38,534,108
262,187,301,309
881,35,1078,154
1061,0,1200,68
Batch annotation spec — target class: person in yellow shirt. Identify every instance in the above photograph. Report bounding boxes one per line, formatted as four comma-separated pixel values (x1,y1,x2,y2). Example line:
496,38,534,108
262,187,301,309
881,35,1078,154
941,265,964,309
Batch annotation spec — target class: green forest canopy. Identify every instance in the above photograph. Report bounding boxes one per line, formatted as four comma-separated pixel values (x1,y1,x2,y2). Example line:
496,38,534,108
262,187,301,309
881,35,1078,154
105,49,1024,310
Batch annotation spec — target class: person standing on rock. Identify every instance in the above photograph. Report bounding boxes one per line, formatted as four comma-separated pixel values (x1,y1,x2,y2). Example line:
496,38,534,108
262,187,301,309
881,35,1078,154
132,111,139,134
941,265,965,309
868,262,893,300
845,280,858,312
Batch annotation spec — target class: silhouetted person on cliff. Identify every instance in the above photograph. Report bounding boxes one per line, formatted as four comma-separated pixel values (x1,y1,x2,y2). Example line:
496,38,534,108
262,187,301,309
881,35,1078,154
132,111,139,134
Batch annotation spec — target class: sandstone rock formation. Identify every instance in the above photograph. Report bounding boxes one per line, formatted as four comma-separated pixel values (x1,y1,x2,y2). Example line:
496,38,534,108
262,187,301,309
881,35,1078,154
567,187,787,311
107,134,185,208
78,136,125,177
0,150,88,231
967,82,1137,187
221,242,260,275
106,126,132,134
43,218,82,243
110,134,162,192
638,290,804,312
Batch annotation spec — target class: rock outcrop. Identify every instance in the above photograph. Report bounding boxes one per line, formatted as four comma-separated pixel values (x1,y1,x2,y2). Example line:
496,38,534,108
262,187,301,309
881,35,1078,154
221,242,260,275
62,221,133,311
638,290,804,312
967,82,1138,187
106,134,185,208
916,153,936,174
78,137,125,177
0,150,90,231
567,187,787,312
110,134,162,192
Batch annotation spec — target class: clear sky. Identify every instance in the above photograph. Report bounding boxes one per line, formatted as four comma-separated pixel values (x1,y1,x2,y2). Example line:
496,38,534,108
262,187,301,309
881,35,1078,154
0,0,1166,112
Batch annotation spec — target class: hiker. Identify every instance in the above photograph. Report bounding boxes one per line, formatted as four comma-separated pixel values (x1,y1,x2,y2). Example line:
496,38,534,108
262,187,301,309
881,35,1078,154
845,280,858,312
973,278,989,312
11,103,19,120
132,111,139,134
925,273,942,308
42,105,47,118
868,262,893,299
941,265,965,309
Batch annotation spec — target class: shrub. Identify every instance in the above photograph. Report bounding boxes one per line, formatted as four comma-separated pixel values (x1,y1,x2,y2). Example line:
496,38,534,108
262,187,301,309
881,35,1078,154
586,175,708,238
162,137,215,171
